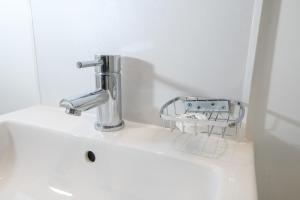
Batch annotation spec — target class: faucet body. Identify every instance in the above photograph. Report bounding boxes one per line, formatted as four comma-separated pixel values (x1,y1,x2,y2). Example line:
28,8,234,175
59,55,124,132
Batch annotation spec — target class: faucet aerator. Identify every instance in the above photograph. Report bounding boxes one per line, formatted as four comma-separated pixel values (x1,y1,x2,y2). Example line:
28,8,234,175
65,108,81,116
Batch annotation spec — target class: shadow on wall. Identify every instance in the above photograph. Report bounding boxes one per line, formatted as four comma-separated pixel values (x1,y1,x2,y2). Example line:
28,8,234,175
121,57,206,126
255,126,300,200
247,0,300,199
122,57,158,125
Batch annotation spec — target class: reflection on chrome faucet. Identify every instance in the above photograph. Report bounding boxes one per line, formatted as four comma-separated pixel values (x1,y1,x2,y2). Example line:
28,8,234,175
59,55,124,132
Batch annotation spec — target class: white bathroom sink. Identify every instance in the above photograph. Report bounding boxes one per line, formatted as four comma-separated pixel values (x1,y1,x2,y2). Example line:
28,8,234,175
0,106,257,200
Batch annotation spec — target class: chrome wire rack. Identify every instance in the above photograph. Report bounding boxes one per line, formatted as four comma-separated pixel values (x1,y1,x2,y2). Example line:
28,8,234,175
160,96,245,138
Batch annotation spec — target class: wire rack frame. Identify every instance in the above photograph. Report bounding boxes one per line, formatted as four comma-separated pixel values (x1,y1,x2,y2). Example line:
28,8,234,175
160,96,245,137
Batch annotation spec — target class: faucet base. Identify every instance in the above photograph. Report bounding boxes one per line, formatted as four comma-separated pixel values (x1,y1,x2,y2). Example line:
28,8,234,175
95,120,124,132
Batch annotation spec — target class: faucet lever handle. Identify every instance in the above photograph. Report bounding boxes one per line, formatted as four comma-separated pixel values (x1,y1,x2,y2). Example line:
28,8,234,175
76,55,121,73
76,55,103,69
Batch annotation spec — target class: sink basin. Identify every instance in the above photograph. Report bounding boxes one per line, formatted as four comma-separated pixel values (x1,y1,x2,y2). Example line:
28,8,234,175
0,106,257,200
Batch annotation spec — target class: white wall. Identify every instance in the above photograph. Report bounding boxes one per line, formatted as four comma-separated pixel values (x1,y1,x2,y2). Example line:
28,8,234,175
247,0,300,199
0,0,40,114
30,0,255,125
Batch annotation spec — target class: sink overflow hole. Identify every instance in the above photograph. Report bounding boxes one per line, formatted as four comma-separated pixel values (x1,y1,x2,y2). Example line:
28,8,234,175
86,151,96,162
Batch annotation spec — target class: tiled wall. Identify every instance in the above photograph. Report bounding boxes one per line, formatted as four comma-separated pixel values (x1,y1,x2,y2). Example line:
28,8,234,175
0,0,39,114
30,0,255,125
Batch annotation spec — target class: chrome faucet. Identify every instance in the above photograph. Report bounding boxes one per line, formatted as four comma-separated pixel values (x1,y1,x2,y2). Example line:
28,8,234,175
59,55,124,131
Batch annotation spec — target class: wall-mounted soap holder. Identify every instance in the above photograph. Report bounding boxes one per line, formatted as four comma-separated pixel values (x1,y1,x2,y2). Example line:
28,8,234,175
160,96,245,138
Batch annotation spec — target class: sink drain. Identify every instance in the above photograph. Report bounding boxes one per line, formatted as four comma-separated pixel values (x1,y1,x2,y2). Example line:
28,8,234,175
86,151,96,162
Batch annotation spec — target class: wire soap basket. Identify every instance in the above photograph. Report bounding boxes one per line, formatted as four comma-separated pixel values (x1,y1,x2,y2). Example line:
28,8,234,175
160,96,245,138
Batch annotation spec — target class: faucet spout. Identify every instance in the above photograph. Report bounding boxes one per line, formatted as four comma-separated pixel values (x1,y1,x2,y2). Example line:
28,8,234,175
59,89,109,116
